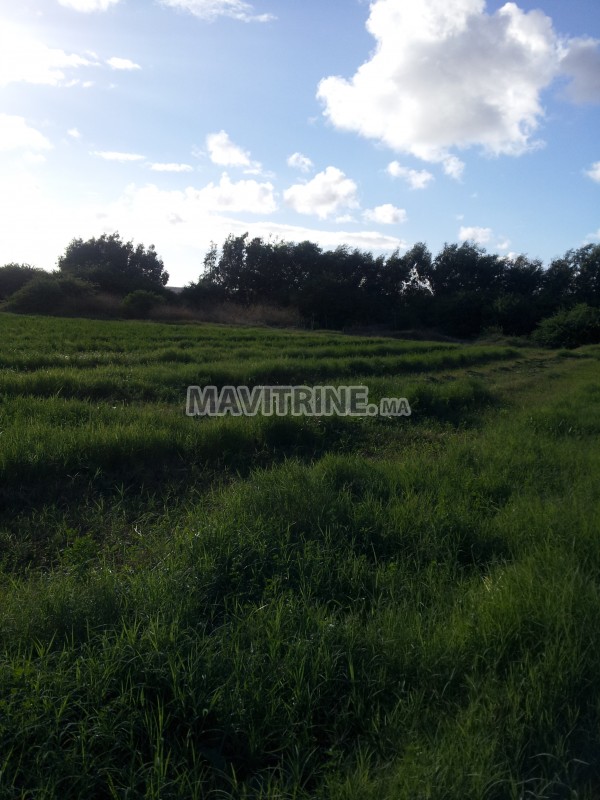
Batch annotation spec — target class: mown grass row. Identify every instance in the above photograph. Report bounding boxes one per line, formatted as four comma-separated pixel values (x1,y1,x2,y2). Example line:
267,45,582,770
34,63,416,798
0,377,498,510
0,348,520,403
2,313,454,358
0,342,460,372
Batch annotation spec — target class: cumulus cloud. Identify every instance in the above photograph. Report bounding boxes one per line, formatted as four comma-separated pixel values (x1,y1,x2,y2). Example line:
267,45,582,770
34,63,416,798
284,166,359,220
107,57,141,70
387,161,434,189
157,0,274,23
442,155,465,180
587,229,600,243
91,151,145,162
67,128,81,139
205,130,262,172
0,169,407,285
148,162,194,172
585,161,600,183
192,172,277,213
317,0,600,170
560,39,600,104
0,115,52,153
58,0,121,9
0,21,97,87
287,152,314,173
363,204,407,225
459,225,493,245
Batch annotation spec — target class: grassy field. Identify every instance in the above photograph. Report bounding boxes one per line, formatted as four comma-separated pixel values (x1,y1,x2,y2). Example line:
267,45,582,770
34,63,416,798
1,312,600,799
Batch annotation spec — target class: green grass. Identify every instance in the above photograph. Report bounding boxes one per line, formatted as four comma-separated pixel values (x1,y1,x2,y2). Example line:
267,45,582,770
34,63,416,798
1,313,600,798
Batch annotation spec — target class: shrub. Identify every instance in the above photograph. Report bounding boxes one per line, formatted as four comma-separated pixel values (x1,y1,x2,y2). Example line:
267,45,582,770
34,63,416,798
5,274,99,315
0,263,43,300
121,290,166,318
533,303,600,348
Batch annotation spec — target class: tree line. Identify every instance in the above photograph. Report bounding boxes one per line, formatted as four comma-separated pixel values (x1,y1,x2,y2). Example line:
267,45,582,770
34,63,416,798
183,234,600,338
1,231,600,345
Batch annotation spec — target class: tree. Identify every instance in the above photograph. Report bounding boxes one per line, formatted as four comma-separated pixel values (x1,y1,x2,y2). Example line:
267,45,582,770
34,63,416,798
428,243,503,336
499,254,544,297
58,232,168,295
491,255,545,334
538,255,577,316
570,244,600,306
431,242,503,295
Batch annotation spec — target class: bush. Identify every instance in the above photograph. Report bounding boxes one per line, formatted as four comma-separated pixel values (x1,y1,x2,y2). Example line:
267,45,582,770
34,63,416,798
179,279,228,309
121,290,166,319
0,263,43,300
5,274,99,315
533,303,600,348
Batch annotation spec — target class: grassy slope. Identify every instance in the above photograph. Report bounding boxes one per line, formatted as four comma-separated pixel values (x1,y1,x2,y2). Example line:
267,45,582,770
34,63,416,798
0,313,599,799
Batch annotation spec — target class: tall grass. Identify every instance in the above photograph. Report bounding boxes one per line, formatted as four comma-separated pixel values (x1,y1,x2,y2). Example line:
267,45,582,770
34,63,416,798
1,313,599,798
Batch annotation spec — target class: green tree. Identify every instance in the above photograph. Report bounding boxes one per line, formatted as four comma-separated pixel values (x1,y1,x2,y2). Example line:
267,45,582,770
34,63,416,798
570,244,600,306
538,255,577,317
58,232,168,295
429,243,502,336
431,242,503,295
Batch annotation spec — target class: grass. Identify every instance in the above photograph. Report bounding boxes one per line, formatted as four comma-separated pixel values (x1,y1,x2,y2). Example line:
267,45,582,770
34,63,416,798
1,312,600,798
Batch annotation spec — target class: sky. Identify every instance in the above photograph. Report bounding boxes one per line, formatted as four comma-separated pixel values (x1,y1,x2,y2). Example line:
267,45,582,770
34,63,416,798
1,0,599,287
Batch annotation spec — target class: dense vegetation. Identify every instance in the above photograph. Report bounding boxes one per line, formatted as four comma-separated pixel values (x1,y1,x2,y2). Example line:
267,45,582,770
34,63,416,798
1,313,600,797
0,234,170,321
3,235,600,345
183,235,600,339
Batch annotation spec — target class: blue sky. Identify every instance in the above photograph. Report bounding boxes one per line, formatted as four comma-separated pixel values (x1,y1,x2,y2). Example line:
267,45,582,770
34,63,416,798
1,0,599,286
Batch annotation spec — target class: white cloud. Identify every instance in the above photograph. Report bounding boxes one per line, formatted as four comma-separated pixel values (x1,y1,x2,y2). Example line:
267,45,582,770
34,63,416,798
91,151,146,162
0,115,52,153
363,204,407,225
105,185,401,253
158,0,275,23
205,130,262,173
560,38,600,103
0,21,97,87
287,152,314,173
587,229,600,243
496,238,511,251
459,225,493,245
284,166,359,220
148,162,194,172
318,0,600,170
106,56,141,70
585,161,600,183
387,161,434,189
442,155,465,180
58,0,121,9
67,128,81,139
0,170,405,285
192,172,277,213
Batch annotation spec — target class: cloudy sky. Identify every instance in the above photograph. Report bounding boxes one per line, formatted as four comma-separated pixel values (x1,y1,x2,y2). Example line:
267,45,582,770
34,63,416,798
1,0,599,285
